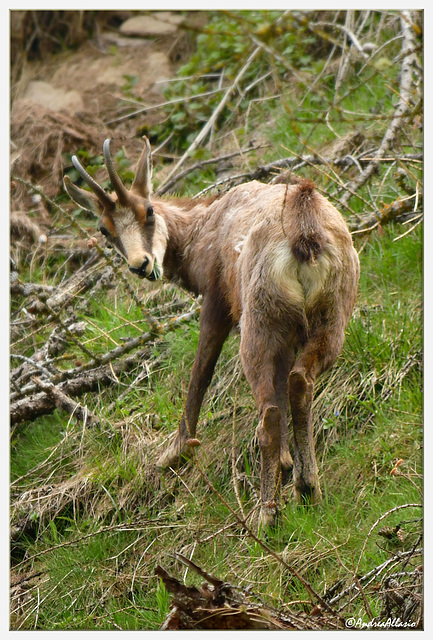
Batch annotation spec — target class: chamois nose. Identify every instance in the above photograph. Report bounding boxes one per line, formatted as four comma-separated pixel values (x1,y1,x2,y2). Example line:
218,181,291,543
129,257,150,278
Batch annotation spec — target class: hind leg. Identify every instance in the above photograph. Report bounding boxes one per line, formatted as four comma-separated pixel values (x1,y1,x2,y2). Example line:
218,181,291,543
240,321,295,527
289,325,345,503
280,412,293,481
289,367,321,503
256,404,284,527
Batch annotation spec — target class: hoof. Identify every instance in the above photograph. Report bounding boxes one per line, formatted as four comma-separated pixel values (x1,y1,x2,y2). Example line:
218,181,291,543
294,481,322,505
156,437,196,470
258,502,278,529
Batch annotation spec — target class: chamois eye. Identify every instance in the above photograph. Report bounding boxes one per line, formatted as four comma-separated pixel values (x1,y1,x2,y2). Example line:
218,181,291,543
147,206,154,218
100,227,109,237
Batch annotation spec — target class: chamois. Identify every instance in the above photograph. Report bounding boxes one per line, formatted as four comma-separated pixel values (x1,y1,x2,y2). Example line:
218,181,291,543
64,137,360,527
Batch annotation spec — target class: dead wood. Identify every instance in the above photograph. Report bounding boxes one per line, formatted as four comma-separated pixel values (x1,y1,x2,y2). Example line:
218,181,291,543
193,153,422,199
10,101,102,211
31,376,97,425
11,320,86,386
340,10,421,206
10,251,107,314
381,567,423,628
10,304,199,425
10,271,56,301
155,558,341,630
325,547,423,609
10,345,151,426
349,189,423,237
28,254,111,315
155,144,263,196
11,303,198,402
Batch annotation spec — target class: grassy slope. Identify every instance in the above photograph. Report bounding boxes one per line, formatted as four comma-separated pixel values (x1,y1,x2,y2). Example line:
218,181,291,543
10,223,422,630
10,11,422,630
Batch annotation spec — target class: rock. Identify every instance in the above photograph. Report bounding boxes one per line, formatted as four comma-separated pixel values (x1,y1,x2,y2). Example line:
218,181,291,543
100,31,151,48
89,51,171,91
21,80,83,114
119,12,182,37
154,11,184,26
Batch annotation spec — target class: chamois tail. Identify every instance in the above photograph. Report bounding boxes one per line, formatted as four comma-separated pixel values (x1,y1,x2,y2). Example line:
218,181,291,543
287,178,326,264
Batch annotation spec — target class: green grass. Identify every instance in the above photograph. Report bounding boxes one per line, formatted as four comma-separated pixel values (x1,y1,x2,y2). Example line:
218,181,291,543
11,217,422,632
10,10,422,630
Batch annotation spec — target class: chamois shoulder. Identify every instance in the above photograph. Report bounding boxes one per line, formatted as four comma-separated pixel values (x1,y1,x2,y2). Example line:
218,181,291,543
163,194,222,211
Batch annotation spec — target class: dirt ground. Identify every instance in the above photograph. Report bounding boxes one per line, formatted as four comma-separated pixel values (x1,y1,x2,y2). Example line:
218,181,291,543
10,11,193,215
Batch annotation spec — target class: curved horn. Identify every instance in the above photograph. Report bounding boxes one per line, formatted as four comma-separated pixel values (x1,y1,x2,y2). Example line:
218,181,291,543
71,155,115,209
103,138,130,206
131,136,153,198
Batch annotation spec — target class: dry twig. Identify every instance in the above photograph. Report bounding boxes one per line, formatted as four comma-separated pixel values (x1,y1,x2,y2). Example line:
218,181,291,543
340,11,420,206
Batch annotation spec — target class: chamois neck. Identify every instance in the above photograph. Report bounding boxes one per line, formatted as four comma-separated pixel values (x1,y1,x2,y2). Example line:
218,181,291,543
155,197,206,291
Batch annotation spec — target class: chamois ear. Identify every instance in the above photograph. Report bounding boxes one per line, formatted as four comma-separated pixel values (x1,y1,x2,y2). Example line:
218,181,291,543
63,176,99,215
131,136,153,199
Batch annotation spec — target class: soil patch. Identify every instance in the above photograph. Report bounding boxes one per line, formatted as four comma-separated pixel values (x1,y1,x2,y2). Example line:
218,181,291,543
10,11,186,214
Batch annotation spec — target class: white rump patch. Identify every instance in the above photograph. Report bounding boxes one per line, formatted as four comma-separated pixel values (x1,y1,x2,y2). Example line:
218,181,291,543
269,242,336,307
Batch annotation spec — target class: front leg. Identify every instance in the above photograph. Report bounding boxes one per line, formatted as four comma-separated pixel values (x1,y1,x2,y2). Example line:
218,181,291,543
156,296,232,469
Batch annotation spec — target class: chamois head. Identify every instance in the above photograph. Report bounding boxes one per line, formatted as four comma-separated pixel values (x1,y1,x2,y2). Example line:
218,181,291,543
64,137,167,281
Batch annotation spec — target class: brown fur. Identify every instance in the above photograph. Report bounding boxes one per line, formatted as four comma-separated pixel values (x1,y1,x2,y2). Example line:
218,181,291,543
64,139,360,528
286,179,327,263
164,194,221,210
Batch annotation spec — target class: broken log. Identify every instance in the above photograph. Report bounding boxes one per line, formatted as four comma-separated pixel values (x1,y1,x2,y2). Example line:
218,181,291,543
10,344,152,425
155,556,343,631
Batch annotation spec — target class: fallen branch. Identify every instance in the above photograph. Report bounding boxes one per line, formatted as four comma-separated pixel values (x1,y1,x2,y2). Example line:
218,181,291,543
350,190,423,236
381,566,423,627
354,503,422,577
11,252,114,324
156,560,340,630
340,10,420,206
10,305,200,424
159,45,263,190
10,349,148,425
11,321,86,386
10,272,56,299
155,144,263,196
193,153,422,198
32,376,97,425
28,253,107,314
